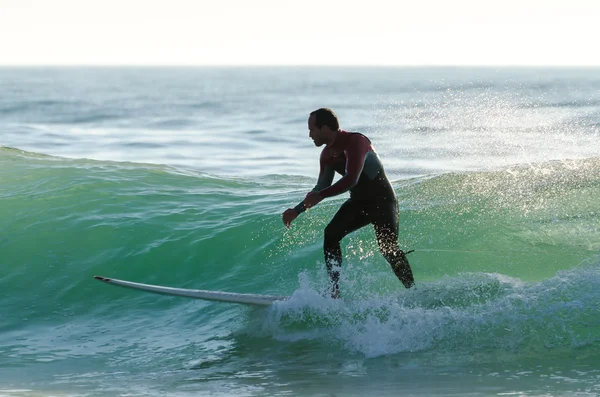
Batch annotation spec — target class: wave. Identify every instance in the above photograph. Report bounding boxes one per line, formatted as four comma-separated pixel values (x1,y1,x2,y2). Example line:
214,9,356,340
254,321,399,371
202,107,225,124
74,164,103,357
249,263,600,359
1,147,599,359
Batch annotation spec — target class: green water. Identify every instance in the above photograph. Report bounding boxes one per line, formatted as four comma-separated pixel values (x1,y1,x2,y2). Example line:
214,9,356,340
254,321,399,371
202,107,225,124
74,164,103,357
1,147,600,396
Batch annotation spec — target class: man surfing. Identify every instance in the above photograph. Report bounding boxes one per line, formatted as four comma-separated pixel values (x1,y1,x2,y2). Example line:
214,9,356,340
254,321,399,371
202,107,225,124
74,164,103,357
282,108,414,298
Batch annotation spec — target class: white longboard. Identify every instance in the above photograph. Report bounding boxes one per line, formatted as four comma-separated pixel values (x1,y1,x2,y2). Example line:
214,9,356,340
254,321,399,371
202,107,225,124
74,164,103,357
94,276,289,306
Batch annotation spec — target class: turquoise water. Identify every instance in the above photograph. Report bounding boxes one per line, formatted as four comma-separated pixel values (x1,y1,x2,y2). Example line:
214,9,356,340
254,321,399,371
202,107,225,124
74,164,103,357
1,67,600,396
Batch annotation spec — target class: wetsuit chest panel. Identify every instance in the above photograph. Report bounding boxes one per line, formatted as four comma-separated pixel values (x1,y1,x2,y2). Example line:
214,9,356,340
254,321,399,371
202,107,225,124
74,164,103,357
328,153,347,175
324,143,382,180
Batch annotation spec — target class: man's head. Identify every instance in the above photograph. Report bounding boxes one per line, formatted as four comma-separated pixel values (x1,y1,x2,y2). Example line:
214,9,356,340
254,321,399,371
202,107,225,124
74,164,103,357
308,108,340,147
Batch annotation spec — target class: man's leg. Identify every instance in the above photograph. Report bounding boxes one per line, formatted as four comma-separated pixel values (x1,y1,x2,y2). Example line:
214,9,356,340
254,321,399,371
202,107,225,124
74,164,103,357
371,200,415,288
323,199,369,297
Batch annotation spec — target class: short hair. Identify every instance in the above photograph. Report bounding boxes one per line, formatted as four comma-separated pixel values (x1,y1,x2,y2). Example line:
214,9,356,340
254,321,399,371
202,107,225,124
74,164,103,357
310,108,339,131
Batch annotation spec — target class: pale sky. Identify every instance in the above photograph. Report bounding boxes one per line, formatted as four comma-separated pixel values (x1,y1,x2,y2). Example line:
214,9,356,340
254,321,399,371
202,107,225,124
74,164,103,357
0,0,598,66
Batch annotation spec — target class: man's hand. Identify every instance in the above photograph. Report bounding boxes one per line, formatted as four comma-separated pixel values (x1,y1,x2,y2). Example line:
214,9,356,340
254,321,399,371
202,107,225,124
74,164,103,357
304,191,323,209
282,208,299,228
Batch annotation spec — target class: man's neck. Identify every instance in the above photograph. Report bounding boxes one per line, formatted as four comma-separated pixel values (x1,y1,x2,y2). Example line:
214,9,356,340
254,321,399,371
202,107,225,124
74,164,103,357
325,129,341,147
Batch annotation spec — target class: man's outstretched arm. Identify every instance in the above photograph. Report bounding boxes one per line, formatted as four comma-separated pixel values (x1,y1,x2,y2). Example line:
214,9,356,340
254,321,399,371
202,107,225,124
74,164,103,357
282,163,335,227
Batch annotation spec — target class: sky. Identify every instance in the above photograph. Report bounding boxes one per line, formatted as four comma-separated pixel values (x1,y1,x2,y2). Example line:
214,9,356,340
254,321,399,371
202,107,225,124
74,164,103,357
0,0,598,66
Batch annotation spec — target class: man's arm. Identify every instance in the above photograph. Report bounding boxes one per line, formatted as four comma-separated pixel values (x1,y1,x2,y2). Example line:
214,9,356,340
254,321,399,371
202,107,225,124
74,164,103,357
316,135,370,199
293,163,335,214
282,154,335,227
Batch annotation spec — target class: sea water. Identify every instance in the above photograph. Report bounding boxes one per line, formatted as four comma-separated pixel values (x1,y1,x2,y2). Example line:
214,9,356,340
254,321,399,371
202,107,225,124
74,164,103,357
1,66,600,396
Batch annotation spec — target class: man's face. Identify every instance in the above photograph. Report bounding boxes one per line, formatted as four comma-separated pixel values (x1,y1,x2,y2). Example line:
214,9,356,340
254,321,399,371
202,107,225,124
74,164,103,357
308,114,326,147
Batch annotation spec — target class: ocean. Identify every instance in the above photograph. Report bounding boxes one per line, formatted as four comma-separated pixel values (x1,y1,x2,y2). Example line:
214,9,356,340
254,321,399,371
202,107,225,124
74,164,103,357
1,66,599,396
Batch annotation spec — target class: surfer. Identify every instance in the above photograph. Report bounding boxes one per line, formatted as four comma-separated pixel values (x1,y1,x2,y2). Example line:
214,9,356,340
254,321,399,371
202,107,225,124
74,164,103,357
282,108,414,298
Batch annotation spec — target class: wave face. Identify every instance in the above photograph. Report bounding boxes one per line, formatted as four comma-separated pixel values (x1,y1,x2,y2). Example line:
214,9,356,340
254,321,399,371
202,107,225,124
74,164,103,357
1,147,599,396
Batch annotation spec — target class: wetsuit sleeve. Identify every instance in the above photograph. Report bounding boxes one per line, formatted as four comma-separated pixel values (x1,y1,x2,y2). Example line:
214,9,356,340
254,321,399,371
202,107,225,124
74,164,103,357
317,135,371,198
293,155,336,214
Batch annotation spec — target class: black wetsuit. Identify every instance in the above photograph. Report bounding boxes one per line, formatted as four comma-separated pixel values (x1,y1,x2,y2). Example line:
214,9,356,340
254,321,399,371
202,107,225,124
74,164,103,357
295,130,414,294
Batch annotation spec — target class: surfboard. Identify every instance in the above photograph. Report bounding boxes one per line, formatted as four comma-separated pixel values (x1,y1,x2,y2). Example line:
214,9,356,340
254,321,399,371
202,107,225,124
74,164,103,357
94,276,289,306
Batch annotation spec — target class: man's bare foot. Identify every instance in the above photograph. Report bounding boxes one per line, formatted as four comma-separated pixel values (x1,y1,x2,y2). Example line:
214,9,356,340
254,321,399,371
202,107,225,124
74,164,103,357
331,287,340,299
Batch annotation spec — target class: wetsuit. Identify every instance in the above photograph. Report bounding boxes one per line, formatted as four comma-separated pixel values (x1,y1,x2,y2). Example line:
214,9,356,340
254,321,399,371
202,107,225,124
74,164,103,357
294,130,414,294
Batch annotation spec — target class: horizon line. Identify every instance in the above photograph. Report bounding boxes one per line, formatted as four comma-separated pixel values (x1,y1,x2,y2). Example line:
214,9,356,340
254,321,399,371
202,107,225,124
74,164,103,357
1,64,600,68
